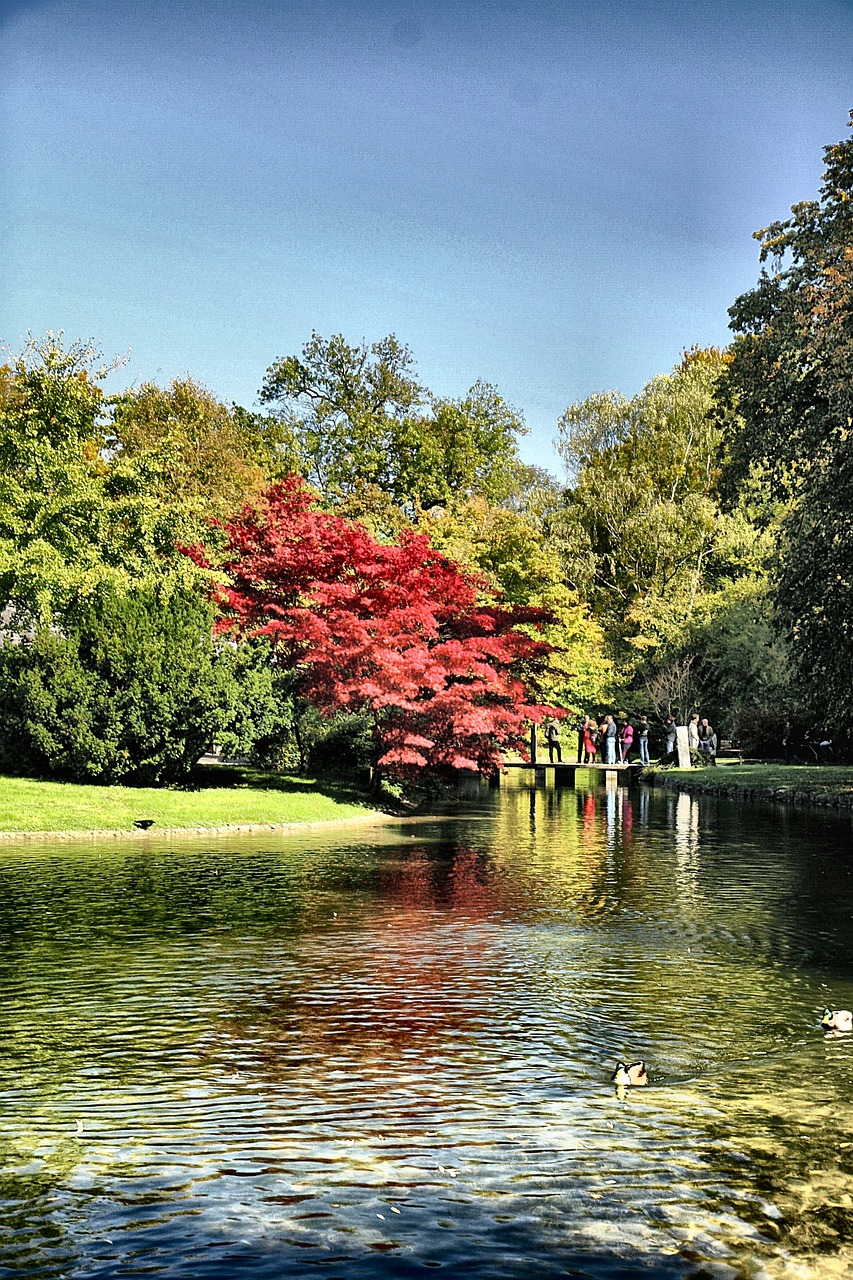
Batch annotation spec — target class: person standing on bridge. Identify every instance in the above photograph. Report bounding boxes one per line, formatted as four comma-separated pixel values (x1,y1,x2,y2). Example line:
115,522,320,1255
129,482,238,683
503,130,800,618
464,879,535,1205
619,719,634,763
603,714,617,764
583,717,597,763
577,714,590,764
544,717,562,763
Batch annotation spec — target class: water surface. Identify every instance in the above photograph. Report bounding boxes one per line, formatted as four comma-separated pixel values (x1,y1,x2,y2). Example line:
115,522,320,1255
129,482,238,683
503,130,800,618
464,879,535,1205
3,777,853,1279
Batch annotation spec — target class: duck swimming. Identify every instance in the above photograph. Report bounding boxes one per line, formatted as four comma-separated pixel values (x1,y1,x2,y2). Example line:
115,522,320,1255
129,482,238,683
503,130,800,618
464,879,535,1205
611,1060,648,1087
821,1008,853,1032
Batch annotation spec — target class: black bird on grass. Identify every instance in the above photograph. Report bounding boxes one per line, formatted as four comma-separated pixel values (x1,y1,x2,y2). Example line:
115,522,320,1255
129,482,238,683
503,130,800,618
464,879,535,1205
133,819,155,830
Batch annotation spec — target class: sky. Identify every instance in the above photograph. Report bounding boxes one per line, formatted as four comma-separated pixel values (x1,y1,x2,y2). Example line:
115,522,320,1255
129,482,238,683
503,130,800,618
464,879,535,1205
1,0,852,474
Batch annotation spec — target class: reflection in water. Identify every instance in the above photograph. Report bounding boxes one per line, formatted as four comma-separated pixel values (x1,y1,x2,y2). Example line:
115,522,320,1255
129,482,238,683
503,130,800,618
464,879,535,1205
673,792,701,902
2,779,853,1277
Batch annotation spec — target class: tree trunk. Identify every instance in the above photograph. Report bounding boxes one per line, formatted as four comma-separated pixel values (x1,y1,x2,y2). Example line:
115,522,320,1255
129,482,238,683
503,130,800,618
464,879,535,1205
292,712,309,776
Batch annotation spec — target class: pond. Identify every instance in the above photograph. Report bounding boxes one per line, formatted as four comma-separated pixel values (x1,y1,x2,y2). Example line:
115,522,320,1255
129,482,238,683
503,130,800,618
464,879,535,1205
2,775,853,1279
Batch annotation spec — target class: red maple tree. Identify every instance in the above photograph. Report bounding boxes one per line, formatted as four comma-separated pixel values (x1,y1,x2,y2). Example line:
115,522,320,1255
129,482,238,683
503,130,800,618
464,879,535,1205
192,476,558,777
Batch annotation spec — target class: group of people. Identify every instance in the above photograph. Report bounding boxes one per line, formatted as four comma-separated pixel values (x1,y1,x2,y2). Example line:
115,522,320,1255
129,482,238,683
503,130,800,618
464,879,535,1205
685,714,718,761
543,713,651,766
577,714,652,765
541,711,718,766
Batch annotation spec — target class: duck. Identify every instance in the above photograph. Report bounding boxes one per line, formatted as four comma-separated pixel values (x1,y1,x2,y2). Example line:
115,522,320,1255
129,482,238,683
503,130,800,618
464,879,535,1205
611,1060,648,1087
821,1008,853,1032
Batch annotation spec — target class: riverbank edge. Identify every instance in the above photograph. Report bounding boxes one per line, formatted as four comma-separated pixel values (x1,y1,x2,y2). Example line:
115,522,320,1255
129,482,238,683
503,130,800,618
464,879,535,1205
0,809,397,843
653,769,853,813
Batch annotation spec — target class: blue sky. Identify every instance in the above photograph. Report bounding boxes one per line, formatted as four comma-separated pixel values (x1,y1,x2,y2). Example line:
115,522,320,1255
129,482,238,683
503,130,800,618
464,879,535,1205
2,0,851,473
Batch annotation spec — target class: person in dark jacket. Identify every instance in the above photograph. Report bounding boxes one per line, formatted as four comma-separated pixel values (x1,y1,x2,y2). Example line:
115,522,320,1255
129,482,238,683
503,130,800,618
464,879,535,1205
699,721,717,763
664,715,677,758
544,717,562,763
637,715,650,766
577,715,590,764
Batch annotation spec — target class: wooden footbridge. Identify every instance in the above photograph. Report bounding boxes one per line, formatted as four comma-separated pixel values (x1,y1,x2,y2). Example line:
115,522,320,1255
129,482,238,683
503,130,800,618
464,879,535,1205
500,760,645,786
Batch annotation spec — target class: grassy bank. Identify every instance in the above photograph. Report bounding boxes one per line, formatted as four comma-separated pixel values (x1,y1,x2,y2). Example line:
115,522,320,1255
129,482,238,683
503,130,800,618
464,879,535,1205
657,763,853,811
0,767,383,835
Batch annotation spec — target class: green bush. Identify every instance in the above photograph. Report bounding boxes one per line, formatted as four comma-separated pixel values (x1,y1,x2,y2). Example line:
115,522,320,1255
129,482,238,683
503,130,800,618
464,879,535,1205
300,706,376,776
0,585,232,784
658,747,717,769
214,640,300,771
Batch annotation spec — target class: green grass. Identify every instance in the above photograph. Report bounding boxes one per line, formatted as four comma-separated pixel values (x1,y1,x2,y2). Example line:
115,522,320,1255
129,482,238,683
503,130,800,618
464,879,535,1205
0,767,381,834
665,763,853,800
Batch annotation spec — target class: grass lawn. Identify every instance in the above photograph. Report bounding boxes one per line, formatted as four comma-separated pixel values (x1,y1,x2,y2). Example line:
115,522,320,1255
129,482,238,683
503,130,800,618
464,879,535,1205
0,766,381,834
664,763,853,801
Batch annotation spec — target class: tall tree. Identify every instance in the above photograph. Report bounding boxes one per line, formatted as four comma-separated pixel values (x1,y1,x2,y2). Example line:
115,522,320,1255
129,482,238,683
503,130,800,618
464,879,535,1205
393,381,529,510
0,334,194,621
726,112,853,723
0,337,272,623
555,348,730,652
419,496,614,710
0,334,109,613
259,332,529,514
192,476,556,778
260,332,425,499
110,378,267,523
554,348,788,731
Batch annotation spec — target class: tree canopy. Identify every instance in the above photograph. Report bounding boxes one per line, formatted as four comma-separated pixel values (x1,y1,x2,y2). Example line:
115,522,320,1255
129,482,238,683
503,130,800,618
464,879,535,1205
193,476,557,777
556,349,730,645
0,335,199,622
726,111,853,722
110,377,266,522
260,331,529,514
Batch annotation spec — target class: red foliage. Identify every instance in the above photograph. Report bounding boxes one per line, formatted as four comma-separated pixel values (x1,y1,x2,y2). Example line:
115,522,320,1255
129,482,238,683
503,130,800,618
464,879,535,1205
193,476,557,775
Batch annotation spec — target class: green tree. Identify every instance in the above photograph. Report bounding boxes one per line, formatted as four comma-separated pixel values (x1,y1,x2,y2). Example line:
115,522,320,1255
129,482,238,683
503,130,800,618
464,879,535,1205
213,638,300,770
110,378,267,524
259,332,529,515
0,337,298,783
0,335,205,623
419,495,614,710
556,348,729,652
554,348,793,734
260,331,425,499
230,404,303,482
0,334,111,618
395,381,529,510
726,112,853,725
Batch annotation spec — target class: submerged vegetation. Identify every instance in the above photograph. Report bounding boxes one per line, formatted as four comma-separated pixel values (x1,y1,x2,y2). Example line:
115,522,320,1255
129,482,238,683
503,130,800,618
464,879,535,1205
0,113,851,786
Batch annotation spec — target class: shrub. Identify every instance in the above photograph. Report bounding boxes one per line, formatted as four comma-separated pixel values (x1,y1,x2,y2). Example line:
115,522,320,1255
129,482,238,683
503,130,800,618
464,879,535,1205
0,585,228,784
214,640,300,771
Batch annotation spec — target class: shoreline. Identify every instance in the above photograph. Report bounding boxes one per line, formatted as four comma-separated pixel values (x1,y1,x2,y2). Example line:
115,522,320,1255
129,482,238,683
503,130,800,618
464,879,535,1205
0,809,397,843
655,767,853,814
